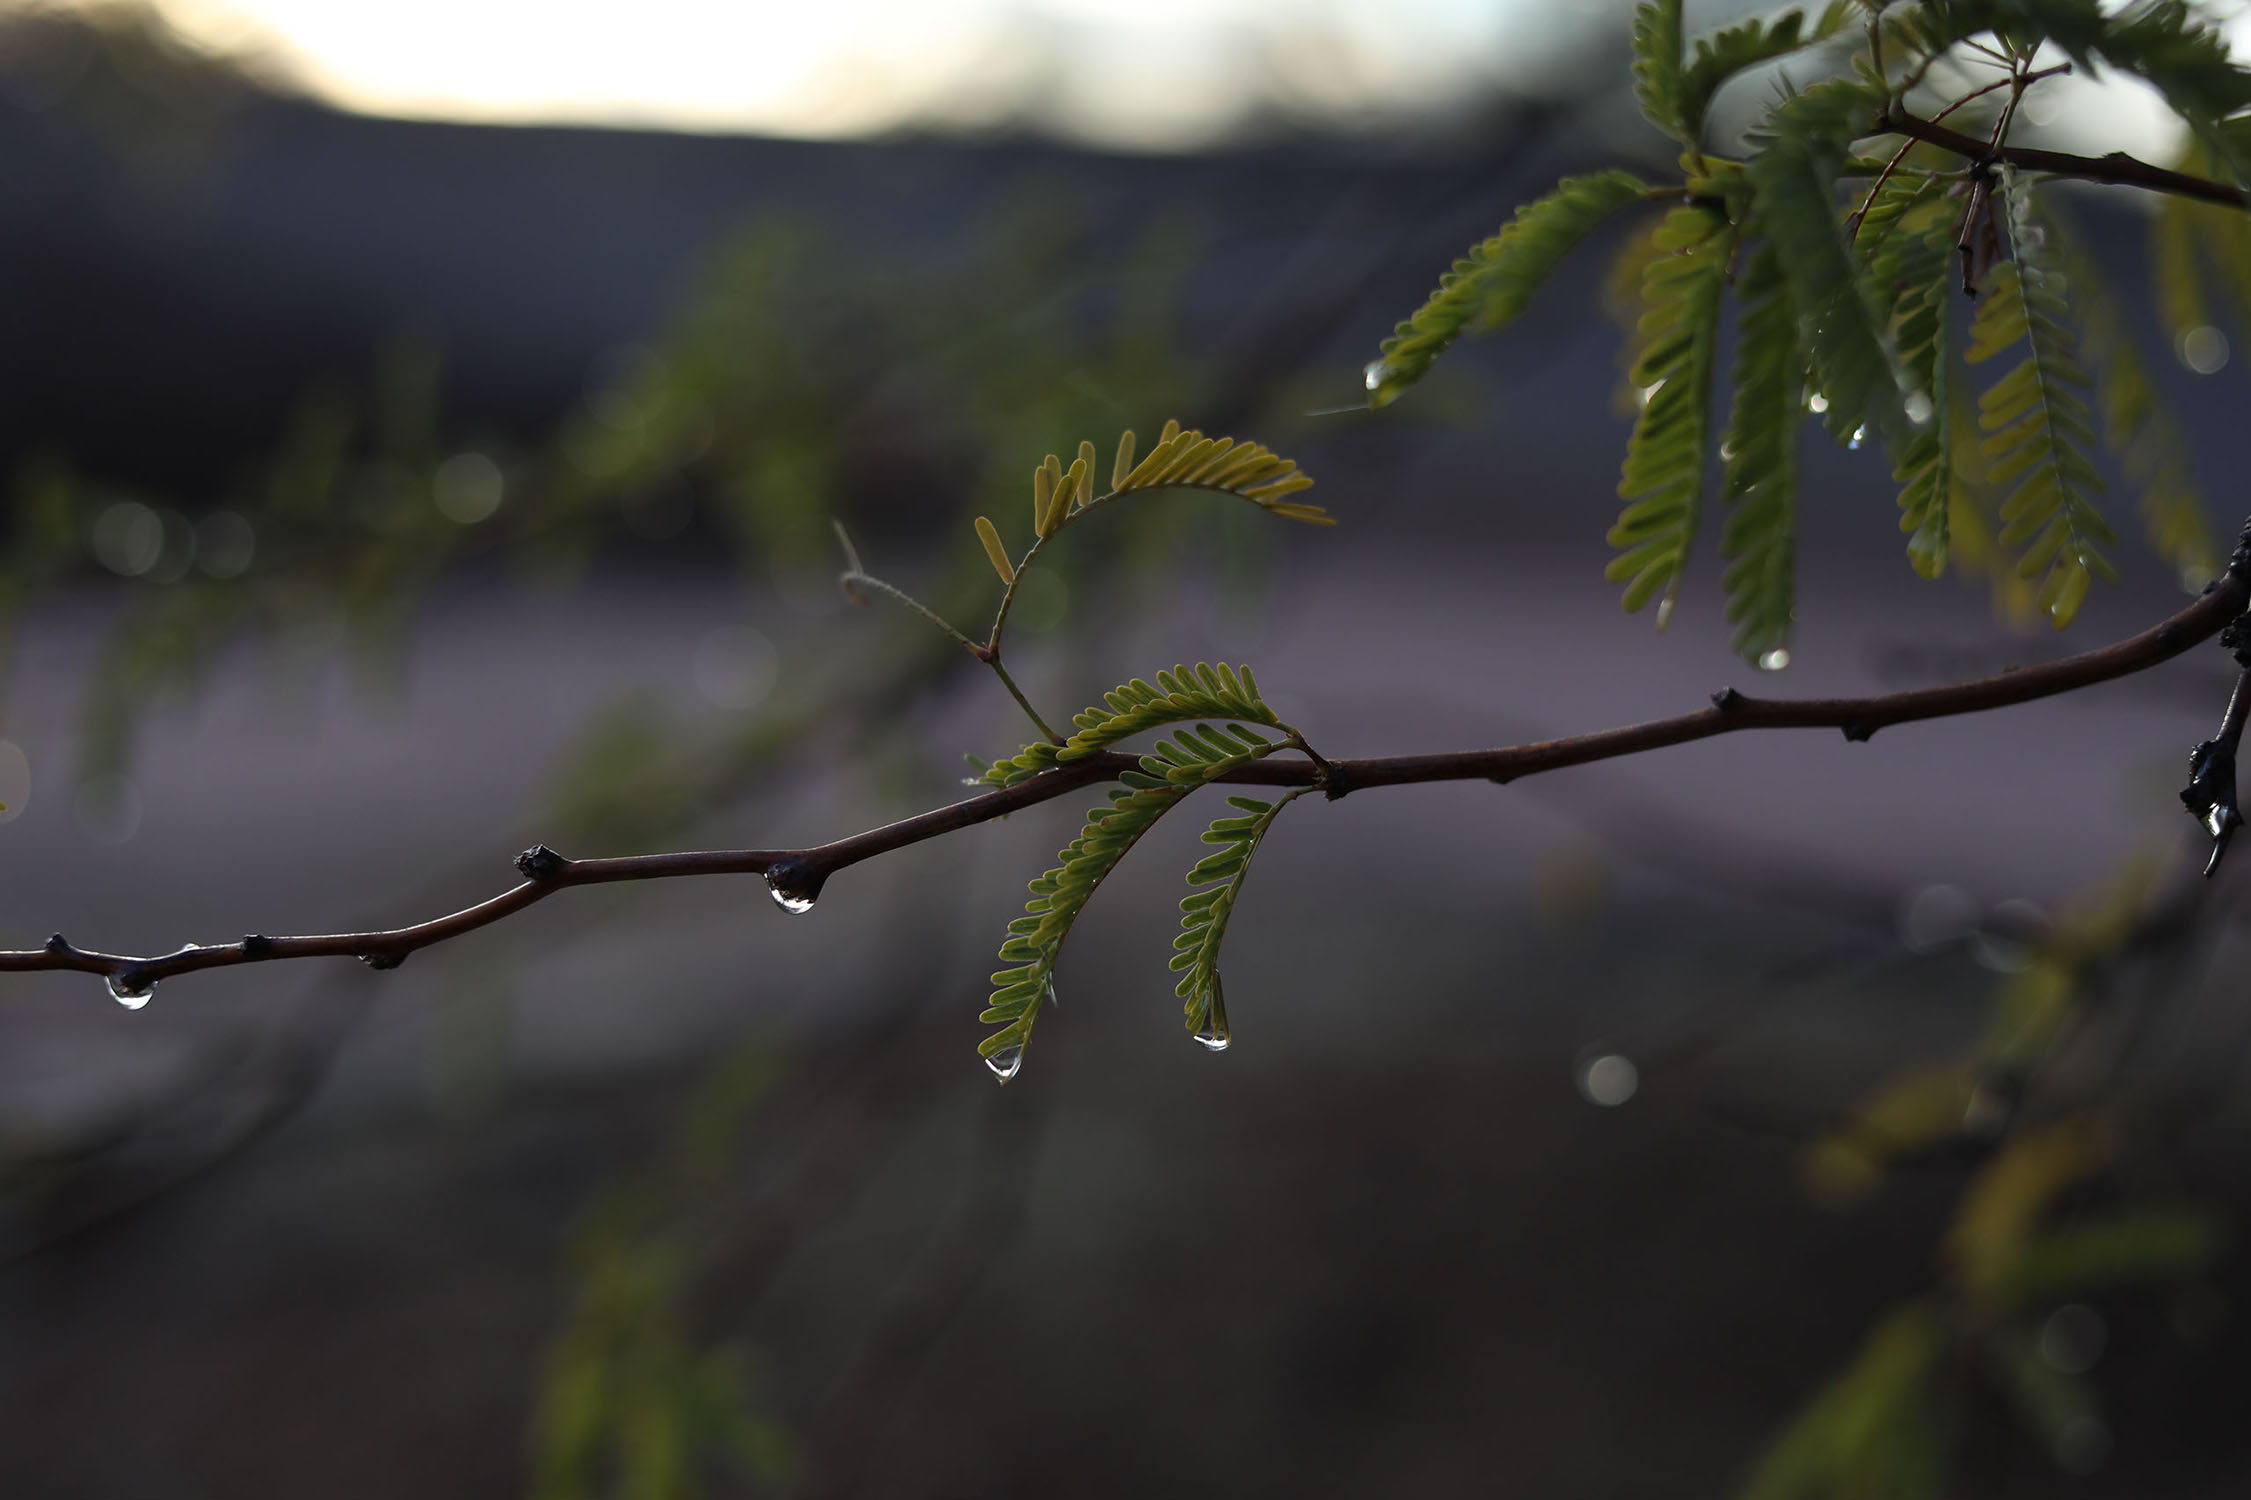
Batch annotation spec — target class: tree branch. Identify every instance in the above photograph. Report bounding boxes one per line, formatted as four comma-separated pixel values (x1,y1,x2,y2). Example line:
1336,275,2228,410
1874,107,2245,209
13,552,2248,996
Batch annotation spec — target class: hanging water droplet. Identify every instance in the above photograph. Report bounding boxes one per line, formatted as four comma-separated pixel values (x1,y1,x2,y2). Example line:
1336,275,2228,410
1362,359,1393,393
1846,424,1867,450
1040,971,1058,1011
984,1041,1024,1084
1758,647,1791,672
1193,975,1232,1052
1806,391,1830,414
1654,596,1675,630
105,972,155,1010
764,862,822,915
1904,390,1934,425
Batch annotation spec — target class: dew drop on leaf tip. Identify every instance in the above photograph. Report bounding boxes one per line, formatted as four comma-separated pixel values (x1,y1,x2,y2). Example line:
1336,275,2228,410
1757,648,1791,672
1192,976,1231,1052
1362,360,1392,392
985,1042,1025,1084
105,973,155,1010
1846,424,1867,451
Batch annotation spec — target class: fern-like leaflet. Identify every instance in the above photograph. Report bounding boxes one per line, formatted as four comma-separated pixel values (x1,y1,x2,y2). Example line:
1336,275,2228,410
1744,82,1920,457
1171,788,1308,1049
976,663,1279,787
1365,171,1650,409
1607,203,1734,621
2046,203,2219,586
1675,3,1854,152
1630,0,1686,141
1867,177,1958,579
1718,242,1803,662
1965,171,2115,627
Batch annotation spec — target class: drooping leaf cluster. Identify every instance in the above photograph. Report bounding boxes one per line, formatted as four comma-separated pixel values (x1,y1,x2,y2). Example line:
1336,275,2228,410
1367,0,2251,658
978,672,1304,1075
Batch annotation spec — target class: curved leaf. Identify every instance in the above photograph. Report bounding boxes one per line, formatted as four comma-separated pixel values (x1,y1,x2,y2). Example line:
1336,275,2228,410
1965,171,2115,627
1719,242,1804,661
1367,171,1650,408
1606,203,1735,621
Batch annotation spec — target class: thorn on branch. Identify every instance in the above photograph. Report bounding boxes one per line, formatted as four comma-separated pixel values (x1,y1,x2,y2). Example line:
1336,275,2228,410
1841,723,1875,744
515,844,567,881
2182,636,2251,877
43,933,70,956
1711,687,1744,711
359,951,406,970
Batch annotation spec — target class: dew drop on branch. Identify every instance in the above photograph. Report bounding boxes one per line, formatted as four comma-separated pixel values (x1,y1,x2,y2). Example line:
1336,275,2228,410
764,866,820,915
984,1042,1024,1084
105,973,155,1010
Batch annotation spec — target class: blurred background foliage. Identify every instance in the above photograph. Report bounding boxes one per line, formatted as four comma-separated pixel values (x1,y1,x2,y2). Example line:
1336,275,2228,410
0,2,2249,1497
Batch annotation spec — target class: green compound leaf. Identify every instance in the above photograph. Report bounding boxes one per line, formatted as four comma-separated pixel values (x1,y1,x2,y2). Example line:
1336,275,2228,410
1606,203,1735,622
977,663,1279,787
1631,0,1686,143
1718,242,1803,663
1104,422,1326,521
1744,82,1919,458
2047,203,2220,588
982,723,1288,1075
1366,171,1650,409
1965,172,2115,628
1170,789,1307,1047
1870,180,1958,579
1677,3,1855,151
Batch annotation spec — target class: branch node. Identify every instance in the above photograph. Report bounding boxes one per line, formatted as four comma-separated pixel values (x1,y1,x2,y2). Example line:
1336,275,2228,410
359,950,406,971
1320,762,1359,801
42,933,70,956
1710,687,1744,711
515,844,567,881
1842,722,1876,744
241,933,273,956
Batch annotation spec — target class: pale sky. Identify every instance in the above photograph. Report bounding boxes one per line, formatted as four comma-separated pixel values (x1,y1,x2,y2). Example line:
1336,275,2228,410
144,0,1622,148
104,0,2224,155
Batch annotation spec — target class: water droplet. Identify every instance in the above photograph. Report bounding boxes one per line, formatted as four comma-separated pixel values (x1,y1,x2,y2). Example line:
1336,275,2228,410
764,862,822,915
1654,596,1675,630
1578,1052,1638,1106
105,972,155,1010
1846,424,1867,450
2179,324,2230,375
1904,390,1934,425
984,1042,1024,1084
1193,975,1230,1052
1758,648,1791,672
1898,883,1976,953
1362,359,1392,393
1807,391,1830,414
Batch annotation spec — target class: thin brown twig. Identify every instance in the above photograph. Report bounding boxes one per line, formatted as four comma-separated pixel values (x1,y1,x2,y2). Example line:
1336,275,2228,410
11,546,2248,996
1875,107,2244,209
